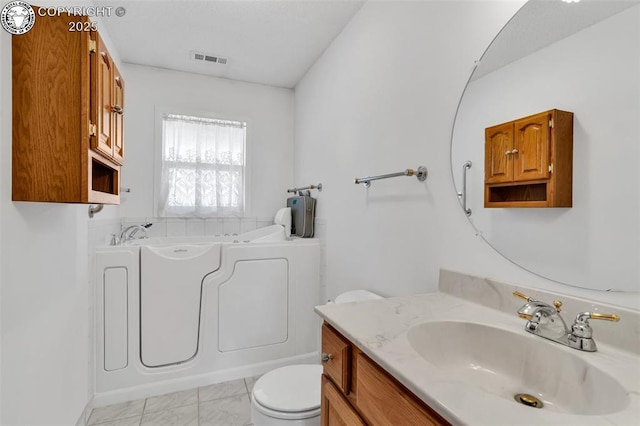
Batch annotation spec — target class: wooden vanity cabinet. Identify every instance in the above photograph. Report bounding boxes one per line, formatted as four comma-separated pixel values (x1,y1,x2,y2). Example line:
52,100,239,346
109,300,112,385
321,323,450,426
321,376,366,426
484,109,573,208
12,13,123,204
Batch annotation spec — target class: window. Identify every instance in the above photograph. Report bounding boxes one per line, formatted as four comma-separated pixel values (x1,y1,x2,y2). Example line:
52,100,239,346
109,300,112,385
158,113,246,217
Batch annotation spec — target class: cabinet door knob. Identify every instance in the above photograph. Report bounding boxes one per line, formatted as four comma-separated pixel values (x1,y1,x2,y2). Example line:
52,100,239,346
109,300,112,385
505,150,512,156
321,352,334,363
511,149,519,154
112,105,124,115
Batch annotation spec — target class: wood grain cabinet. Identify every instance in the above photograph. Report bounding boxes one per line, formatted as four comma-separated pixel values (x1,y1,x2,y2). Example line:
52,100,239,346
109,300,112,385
93,35,124,166
12,13,123,204
321,323,450,426
484,109,573,208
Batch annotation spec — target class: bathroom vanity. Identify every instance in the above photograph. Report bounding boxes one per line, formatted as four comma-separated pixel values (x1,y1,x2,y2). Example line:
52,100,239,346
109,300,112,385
320,323,448,425
315,270,640,425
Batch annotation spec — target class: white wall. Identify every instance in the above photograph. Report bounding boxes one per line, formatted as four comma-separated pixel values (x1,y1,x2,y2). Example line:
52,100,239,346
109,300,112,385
1,28,92,424
0,11,122,425
295,0,638,309
118,64,295,219
295,0,524,300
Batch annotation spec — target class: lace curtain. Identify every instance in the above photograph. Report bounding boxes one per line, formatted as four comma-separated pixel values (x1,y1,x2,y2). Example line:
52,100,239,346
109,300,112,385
159,114,246,217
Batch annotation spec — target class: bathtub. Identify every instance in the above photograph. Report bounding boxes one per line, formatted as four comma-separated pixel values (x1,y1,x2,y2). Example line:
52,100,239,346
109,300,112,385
94,225,320,405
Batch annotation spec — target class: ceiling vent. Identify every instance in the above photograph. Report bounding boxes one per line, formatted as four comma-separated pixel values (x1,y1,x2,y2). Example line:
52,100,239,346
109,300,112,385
191,51,228,65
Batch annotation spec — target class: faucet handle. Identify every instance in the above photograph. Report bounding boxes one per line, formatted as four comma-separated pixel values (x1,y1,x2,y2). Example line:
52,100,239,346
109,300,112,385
513,292,563,312
513,291,534,302
576,312,620,324
569,312,620,352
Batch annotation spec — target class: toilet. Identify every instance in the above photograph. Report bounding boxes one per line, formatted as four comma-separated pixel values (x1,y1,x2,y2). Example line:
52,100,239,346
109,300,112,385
250,290,383,426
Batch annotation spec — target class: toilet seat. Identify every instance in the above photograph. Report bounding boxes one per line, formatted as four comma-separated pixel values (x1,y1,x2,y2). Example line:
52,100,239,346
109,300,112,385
252,398,321,421
252,364,323,420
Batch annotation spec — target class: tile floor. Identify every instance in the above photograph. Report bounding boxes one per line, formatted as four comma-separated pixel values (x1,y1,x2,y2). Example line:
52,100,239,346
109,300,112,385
87,376,260,426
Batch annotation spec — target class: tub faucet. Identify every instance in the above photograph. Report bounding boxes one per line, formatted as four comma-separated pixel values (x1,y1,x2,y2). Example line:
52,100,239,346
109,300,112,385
119,223,153,244
513,291,619,352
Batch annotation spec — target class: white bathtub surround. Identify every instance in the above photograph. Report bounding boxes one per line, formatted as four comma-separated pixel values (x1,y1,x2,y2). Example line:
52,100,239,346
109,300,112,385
120,216,273,240
315,270,640,425
94,230,320,407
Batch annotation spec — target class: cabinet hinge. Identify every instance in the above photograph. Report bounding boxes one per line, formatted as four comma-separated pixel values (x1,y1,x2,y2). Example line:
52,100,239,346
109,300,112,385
549,118,554,128
548,163,553,173
89,39,96,53
89,123,97,137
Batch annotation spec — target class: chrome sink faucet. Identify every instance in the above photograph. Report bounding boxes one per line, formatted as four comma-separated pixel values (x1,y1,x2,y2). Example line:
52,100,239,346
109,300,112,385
118,222,153,244
513,291,619,352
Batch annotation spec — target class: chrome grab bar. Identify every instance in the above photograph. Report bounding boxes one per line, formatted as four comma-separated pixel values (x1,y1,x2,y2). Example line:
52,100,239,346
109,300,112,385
354,166,427,188
287,183,323,193
457,161,472,216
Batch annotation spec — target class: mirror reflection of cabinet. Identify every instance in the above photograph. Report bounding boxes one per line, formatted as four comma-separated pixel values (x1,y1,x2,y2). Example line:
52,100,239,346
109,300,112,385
484,109,573,208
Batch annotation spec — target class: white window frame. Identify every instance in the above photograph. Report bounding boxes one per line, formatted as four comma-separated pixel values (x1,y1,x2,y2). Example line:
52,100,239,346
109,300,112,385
153,107,252,217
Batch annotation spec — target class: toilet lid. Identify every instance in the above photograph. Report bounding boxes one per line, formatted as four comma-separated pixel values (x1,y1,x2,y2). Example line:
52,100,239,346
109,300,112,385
252,364,323,413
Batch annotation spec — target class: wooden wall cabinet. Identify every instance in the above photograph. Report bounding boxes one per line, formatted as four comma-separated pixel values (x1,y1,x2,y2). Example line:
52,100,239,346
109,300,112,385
321,323,449,426
484,109,573,208
12,13,124,204
92,35,124,166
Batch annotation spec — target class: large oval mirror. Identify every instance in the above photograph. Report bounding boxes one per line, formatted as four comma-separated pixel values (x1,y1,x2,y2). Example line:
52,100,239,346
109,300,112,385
451,0,639,292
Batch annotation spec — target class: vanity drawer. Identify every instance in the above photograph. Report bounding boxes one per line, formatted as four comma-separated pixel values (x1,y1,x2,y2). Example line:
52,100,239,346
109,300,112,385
321,324,352,394
321,375,366,426
356,352,449,426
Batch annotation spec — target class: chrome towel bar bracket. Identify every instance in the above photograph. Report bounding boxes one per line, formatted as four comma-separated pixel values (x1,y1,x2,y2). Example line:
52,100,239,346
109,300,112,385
88,204,103,218
354,166,427,188
287,183,323,193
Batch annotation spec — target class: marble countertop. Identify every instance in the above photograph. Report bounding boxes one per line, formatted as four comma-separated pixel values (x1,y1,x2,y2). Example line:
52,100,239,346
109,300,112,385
315,292,640,425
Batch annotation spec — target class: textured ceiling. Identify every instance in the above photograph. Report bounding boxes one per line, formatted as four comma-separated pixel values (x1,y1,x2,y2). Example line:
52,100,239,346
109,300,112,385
473,0,640,80
96,0,365,88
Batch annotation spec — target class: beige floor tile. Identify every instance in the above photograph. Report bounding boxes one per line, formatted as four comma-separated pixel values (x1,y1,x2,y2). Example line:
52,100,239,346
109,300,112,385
244,375,262,394
88,400,145,425
199,394,252,426
140,404,198,426
199,378,247,402
88,416,141,426
144,388,198,413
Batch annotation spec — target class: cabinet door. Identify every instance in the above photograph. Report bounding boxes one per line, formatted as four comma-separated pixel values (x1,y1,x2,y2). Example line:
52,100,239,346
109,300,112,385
321,375,366,426
93,35,114,159
356,353,448,426
484,122,513,183
111,66,124,165
513,111,550,181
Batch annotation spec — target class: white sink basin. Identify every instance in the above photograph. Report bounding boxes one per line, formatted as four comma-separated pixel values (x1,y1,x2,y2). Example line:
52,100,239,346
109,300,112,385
407,321,629,415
